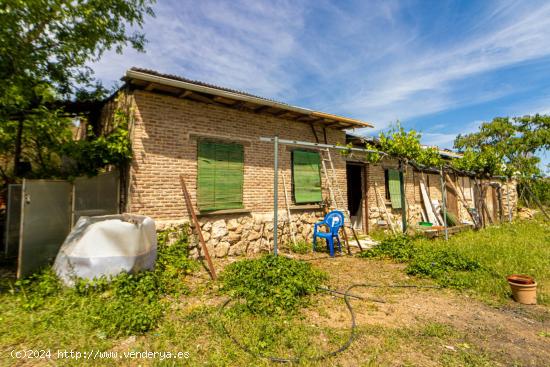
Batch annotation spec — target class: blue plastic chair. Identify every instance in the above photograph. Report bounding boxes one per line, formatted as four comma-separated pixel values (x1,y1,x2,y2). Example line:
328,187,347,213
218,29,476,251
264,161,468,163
313,210,345,257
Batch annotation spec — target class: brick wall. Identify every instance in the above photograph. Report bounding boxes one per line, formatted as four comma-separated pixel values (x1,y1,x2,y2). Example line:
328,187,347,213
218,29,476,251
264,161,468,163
110,89,352,256
126,89,348,220
102,89,518,256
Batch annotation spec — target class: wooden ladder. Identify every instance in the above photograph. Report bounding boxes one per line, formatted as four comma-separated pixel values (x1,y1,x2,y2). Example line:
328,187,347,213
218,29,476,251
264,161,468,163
319,149,363,252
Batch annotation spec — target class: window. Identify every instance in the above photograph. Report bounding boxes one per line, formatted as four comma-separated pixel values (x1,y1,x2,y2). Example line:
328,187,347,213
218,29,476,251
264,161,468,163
197,140,244,211
292,150,322,204
385,168,402,209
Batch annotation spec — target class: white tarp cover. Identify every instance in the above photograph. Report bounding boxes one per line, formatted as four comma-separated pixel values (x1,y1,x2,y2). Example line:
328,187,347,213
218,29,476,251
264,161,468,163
54,214,157,285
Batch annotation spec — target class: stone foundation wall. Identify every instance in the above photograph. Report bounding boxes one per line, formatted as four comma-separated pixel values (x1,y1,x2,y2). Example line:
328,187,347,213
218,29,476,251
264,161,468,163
156,211,324,258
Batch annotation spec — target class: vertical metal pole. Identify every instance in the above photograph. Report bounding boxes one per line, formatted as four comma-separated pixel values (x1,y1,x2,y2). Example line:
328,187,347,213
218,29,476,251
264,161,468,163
440,168,448,240
506,178,512,223
273,136,279,256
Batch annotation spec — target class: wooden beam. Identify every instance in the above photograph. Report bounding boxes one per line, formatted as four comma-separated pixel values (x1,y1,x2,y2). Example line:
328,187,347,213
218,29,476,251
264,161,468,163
253,105,271,113
271,109,290,116
278,112,299,119
145,83,156,91
213,96,237,105
231,101,246,109
188,92,224,106
296,115,315,122
179,90,193,98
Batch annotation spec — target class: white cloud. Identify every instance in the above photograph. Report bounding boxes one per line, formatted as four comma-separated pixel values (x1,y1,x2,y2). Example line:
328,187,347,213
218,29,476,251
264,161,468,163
90,0,306,98
337,2,550,126
90,0,550,132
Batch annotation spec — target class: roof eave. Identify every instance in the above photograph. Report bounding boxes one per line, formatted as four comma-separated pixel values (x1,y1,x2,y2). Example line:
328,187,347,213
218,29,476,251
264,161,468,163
124,69,373,130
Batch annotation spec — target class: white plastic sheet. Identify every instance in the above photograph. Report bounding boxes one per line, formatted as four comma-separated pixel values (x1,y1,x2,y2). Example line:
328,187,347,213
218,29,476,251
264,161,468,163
54,214,157,285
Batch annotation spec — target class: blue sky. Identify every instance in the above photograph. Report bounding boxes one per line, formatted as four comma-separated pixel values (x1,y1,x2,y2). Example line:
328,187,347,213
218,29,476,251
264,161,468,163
92,0,550,171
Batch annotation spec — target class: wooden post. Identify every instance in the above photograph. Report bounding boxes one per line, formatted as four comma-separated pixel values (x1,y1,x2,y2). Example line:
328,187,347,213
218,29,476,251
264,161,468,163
439,168,448,241
281,172,296,245
179,175,217,280
399,160,407,233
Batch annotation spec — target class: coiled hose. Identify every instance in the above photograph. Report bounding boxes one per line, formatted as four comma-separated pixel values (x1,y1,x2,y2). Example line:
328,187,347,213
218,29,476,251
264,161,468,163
217,283,441,363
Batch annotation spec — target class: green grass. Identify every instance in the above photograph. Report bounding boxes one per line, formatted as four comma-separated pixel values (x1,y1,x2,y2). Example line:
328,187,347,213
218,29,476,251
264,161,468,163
360,218,550,305
288,239,312,254
1,220,548,366
220,254,327,315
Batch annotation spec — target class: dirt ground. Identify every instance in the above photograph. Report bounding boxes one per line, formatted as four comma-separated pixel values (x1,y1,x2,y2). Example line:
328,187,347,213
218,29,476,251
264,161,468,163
195,253,550,367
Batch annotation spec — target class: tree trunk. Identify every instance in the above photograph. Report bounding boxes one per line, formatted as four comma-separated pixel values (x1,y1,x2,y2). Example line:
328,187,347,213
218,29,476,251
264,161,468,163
14,118,23,176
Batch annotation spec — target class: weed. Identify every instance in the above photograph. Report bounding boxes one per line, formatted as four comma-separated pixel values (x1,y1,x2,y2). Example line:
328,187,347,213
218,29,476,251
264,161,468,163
358,235,415,262
7,227,198,337
220,254,327,315
358,218,550,304
288,239,311,254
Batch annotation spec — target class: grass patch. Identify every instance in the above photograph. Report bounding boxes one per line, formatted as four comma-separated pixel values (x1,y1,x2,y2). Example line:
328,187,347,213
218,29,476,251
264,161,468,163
220,254,327,315
288,239,312,254
0,227,198,348
358,218,550,304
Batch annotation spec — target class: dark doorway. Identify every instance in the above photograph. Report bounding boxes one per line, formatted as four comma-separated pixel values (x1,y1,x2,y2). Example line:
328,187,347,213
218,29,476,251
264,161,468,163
346,164,363,221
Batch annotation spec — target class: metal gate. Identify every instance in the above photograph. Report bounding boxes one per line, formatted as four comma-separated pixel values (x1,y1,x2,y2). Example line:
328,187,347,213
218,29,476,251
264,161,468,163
4,184,22,258
4,171,120,278
18,180,72,278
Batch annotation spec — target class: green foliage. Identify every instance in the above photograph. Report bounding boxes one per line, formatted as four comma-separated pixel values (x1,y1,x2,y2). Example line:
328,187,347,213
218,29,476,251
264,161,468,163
13,268,61,311
0,0,155,113
288,239,312,254
450,147,505,177
358,219,550,304
365,123,443,167
10,228,197,336
518,177,550,207
358,233,483,288
454,115,550,177
406,249,482,287
358,235,415,262
220,255,327,315
63,107,133,177
0,0,154,186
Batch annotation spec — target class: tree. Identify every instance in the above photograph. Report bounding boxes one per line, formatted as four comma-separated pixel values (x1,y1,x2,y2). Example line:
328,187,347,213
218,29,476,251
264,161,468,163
454,115,550,177
0,0,154,114
0,0,155,186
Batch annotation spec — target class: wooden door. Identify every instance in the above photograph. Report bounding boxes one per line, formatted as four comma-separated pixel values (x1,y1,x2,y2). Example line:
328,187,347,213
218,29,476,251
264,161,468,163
445,177,459,218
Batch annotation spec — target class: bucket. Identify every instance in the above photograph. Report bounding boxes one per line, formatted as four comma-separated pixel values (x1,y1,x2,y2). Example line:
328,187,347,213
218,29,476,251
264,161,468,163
507,274,537,305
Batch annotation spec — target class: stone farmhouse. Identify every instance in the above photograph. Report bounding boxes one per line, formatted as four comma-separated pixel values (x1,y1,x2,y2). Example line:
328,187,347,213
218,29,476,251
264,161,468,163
99,68,517,257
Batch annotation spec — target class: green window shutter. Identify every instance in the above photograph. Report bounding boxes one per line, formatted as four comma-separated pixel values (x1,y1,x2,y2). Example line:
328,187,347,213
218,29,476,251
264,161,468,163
292,150,322,203
387,169,402,209
197,141,244,211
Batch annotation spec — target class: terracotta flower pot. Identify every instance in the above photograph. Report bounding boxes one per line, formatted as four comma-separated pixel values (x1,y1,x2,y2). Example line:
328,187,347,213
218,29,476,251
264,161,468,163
507,274,537,305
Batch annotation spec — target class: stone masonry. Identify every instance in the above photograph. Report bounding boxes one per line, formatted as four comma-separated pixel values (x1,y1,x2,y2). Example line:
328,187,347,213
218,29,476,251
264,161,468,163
100,88,519,257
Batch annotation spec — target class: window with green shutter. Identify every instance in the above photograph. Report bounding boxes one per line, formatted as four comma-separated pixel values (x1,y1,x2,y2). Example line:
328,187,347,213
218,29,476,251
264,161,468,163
197,140,244,211
386,169,402,209
292,150,322,204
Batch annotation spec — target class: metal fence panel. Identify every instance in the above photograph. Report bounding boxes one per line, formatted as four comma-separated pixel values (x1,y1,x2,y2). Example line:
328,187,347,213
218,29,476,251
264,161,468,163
18,180,72,278
4,184,22,258
73,171,119,224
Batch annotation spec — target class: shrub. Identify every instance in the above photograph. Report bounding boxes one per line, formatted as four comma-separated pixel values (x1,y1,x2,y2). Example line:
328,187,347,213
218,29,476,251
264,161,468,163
220,255,327,315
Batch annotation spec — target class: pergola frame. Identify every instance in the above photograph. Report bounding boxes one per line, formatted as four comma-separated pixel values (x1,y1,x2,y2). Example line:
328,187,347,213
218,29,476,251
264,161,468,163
259,136,385,255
